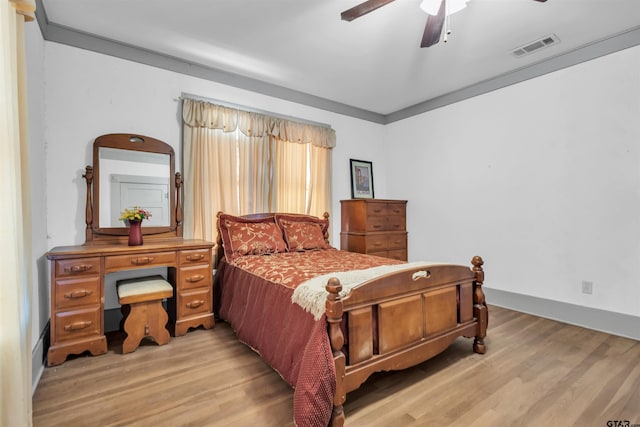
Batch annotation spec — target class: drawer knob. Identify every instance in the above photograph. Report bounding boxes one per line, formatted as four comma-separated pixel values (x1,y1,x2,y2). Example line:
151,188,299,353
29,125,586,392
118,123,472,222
131,257,154,266
186,254,205,261
186,274,205,283
64,289,93,299
372,224,382,229
65,264,93,274
186,300,205,309
64,321,92,331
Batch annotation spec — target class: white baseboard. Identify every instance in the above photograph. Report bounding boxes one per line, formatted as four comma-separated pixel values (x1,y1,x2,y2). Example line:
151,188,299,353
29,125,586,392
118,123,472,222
32,321,49,395
485,287,640,341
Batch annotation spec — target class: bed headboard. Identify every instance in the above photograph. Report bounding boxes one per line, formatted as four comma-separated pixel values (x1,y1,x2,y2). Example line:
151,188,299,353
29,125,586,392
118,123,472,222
214,211,330,267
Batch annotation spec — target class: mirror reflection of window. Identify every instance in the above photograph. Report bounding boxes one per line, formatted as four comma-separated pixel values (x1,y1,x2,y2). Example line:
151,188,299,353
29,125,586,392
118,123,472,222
98,147,171,227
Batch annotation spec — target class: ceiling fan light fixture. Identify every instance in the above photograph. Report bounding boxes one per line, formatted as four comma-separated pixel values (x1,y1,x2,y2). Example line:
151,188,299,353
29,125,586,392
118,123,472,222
420,0,470,16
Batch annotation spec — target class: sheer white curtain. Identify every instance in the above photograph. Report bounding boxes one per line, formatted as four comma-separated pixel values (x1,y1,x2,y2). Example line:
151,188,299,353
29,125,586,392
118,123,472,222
182,99,335,244
1,0,35,425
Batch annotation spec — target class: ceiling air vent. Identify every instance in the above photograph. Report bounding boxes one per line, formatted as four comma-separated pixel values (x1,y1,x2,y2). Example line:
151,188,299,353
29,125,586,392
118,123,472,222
511,33,560,58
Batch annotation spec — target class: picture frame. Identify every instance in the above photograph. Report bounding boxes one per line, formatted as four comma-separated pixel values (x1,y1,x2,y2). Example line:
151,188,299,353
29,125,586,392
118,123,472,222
350,159,374,199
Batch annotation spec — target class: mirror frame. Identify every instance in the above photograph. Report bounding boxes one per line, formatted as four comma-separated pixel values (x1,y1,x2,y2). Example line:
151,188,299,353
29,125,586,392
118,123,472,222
84,133,182,242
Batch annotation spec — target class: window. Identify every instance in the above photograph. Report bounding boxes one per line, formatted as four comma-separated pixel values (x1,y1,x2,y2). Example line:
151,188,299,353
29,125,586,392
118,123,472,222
182,99,334,242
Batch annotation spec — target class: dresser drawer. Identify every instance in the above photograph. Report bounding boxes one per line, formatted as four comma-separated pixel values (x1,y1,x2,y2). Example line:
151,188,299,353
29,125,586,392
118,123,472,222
365,234,388,251
178,288,212,318
179,264,212,291
179,248,211,265
386,203,406,217
365,202,388,216
386,232,407,250
55,306,101,342
387,215,406,231
386,249,408,261
104,251,176,271
366,249,390,259
55,276,100,310
365,216,387,232
55,257,100,278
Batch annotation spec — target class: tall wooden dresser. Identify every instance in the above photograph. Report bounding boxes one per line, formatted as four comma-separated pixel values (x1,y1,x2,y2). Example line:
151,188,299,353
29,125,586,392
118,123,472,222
340,199,408,261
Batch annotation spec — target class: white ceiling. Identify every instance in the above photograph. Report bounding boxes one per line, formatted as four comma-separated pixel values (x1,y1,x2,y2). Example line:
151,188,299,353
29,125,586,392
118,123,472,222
40,0,640,121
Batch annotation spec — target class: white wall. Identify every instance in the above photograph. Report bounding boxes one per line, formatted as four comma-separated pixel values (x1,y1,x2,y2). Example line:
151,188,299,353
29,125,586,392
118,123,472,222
43,43,387,311
387,45,640,318
37,30,640,356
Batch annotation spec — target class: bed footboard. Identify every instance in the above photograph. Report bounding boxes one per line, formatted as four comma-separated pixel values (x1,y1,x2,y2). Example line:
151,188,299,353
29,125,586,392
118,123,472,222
326,256,486,427
326,278,346,427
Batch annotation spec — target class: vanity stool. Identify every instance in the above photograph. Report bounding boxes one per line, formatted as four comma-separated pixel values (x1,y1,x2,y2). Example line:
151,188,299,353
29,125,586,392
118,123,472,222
117,275,173,354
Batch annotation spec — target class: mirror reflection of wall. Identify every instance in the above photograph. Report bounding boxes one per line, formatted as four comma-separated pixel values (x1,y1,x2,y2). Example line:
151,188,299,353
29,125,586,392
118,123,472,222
98,147,170,227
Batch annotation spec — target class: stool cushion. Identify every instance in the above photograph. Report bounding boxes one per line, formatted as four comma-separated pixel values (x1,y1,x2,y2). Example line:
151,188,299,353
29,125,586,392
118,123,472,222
117,275,173,304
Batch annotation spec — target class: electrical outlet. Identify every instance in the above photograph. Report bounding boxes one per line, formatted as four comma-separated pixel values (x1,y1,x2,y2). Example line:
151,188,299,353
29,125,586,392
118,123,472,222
581,280,593,295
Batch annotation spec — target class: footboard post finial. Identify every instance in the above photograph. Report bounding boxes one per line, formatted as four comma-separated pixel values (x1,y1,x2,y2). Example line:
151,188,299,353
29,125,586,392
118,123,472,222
472,256,488,354
326,277,346,427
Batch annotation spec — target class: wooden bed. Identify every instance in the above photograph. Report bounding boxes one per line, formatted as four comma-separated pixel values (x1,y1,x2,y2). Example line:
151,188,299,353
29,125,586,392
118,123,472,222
213,212,487,427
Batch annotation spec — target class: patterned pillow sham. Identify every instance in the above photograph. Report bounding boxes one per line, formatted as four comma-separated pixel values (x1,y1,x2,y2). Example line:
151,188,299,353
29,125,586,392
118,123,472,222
218,213,287,263
275,214,331,252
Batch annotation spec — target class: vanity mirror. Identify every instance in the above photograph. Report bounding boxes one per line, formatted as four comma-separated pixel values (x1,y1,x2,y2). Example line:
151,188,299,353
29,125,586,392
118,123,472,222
84,134,182,241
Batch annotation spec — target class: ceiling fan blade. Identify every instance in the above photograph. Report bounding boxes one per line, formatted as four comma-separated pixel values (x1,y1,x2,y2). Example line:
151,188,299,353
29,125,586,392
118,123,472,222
421,0,446,48
533,0,548,2
341,0,395,22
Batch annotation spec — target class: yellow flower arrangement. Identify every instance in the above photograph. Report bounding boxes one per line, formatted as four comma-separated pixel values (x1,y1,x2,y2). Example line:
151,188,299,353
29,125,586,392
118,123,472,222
119,206,152,222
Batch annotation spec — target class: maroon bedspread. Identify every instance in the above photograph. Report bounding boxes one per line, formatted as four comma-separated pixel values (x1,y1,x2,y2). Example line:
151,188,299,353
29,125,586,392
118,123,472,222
214,249,401,427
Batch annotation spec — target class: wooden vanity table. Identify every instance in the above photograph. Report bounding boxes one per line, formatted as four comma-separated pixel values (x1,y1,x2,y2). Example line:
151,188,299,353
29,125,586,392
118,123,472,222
47,134,214,366
47,239,214,366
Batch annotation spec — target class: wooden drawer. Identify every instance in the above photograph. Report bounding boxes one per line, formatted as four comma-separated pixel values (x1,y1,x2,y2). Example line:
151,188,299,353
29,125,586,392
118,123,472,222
386,249,408,261
104,251,176,271
366,250,390,259
55,306,101,342
386,232,407,250
55,257,100,278
386,203,406,217
179,264,212,291
55,276,100,310
179,248,211,266
365,202,387,216
365,215,387,232
365,201,406,218
363,233,406,252
366,249,407,261
387,215,406,231
365,234,388,252
178,288,212,318
365,216,405,232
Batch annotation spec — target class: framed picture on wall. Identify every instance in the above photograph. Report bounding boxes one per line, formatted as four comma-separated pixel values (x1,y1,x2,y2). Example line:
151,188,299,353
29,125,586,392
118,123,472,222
350,159,374,199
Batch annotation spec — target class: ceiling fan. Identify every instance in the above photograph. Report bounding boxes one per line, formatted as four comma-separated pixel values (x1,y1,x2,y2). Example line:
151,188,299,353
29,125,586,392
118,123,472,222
341,0,548,48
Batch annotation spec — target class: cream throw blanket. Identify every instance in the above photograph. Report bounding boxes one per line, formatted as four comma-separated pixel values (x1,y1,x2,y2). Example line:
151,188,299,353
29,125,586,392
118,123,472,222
291,261,443,320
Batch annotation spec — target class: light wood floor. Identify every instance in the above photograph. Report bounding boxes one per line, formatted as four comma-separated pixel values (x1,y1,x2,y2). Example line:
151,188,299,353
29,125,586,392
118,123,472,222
33,306,640,427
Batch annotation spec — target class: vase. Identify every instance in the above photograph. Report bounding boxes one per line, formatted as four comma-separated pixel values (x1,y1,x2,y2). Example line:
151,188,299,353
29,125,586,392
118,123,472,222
128,219,143,246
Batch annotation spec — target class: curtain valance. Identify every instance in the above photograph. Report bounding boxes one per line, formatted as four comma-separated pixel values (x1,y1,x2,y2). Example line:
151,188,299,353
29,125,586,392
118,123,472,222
182,98,336,148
